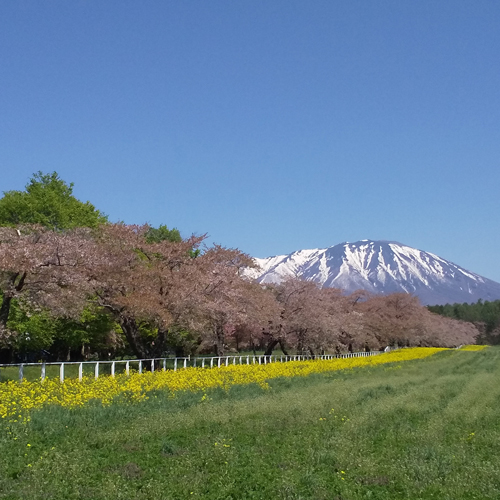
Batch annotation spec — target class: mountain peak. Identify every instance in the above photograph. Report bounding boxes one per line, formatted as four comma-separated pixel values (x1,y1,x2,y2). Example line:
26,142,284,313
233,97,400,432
252,240,500,305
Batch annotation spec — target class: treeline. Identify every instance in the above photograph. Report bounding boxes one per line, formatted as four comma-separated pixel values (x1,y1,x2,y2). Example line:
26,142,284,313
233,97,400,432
428,300,500,345
0,173,479,363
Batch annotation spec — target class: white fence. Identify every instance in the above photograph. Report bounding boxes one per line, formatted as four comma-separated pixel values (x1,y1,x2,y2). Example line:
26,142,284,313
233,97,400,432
0,350,383,383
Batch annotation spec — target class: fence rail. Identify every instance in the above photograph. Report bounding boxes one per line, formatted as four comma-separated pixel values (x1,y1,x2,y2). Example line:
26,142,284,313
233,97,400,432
0,350,385,383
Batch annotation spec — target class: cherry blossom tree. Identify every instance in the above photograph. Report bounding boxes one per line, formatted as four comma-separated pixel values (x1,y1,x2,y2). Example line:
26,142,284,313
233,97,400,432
0,223,481,360
0,225,97,346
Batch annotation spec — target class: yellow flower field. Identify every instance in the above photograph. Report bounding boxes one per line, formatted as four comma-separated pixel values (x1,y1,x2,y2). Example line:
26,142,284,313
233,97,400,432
0,347,452,421
458,345,488,351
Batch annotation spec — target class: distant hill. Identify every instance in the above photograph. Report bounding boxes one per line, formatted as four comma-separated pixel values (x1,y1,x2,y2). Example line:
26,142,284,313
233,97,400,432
248,240,500,306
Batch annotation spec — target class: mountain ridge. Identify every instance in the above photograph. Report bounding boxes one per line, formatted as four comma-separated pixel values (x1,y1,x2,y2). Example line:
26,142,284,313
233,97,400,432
249,240,500,306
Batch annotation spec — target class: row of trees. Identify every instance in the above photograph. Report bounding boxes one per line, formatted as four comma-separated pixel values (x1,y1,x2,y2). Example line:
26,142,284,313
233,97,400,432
428,300,500,345
0,222,478,361
0,173,479,362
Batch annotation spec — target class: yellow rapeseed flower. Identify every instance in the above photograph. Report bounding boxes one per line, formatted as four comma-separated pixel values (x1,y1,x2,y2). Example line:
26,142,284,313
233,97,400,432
0,348,446,421
459,345,488,351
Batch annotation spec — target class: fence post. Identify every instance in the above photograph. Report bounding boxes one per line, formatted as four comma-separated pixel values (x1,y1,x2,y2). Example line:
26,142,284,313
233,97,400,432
210,358,214,369
60,363,65,383
233,357,236,365
174,359,177,371
225,357,229,366
111,361,116,377
163,358,166,371
139,360,143,374
19,364,24,382
95,362,99,379
247,355,250,365
202,358,205,368
126,361,130,376
151,359,155,373
193,357,197,368
79,363,83,381
41,362,46,382
184,358,187,369
218,357,221,368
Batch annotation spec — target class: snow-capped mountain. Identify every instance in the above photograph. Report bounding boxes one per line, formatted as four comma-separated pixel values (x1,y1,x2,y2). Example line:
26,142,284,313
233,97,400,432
249,240,500,305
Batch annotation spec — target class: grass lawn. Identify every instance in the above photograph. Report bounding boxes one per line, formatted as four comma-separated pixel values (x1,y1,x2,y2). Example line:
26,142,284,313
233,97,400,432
1,348,499,499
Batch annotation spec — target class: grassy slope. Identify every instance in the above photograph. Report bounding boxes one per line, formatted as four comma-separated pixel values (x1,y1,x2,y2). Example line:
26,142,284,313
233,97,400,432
1,348,499,500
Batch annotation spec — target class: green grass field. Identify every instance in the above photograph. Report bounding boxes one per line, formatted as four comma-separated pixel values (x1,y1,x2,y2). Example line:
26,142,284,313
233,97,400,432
1,348,499,499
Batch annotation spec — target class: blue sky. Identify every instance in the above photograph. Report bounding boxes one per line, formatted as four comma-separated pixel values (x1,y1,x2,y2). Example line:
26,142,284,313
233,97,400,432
1,1,499,282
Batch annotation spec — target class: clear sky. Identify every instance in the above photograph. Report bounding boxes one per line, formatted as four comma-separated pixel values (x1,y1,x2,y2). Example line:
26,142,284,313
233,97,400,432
1,1,499,282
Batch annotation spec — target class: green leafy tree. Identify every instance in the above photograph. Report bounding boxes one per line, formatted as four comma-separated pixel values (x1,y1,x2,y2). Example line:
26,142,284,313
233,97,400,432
0,171,107,230
6,299,120,361
145,224,182,243
145,224,200,258
0,172,109,360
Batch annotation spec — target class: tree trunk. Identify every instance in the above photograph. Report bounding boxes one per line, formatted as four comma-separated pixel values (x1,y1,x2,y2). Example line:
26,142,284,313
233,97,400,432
0,272,26,334
154,329,167,357
278,339,289,356
297,329,307,356
0,294,13,332
250,340,257,356
264,338,279,356
119,315,149,359
214,322,225,356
